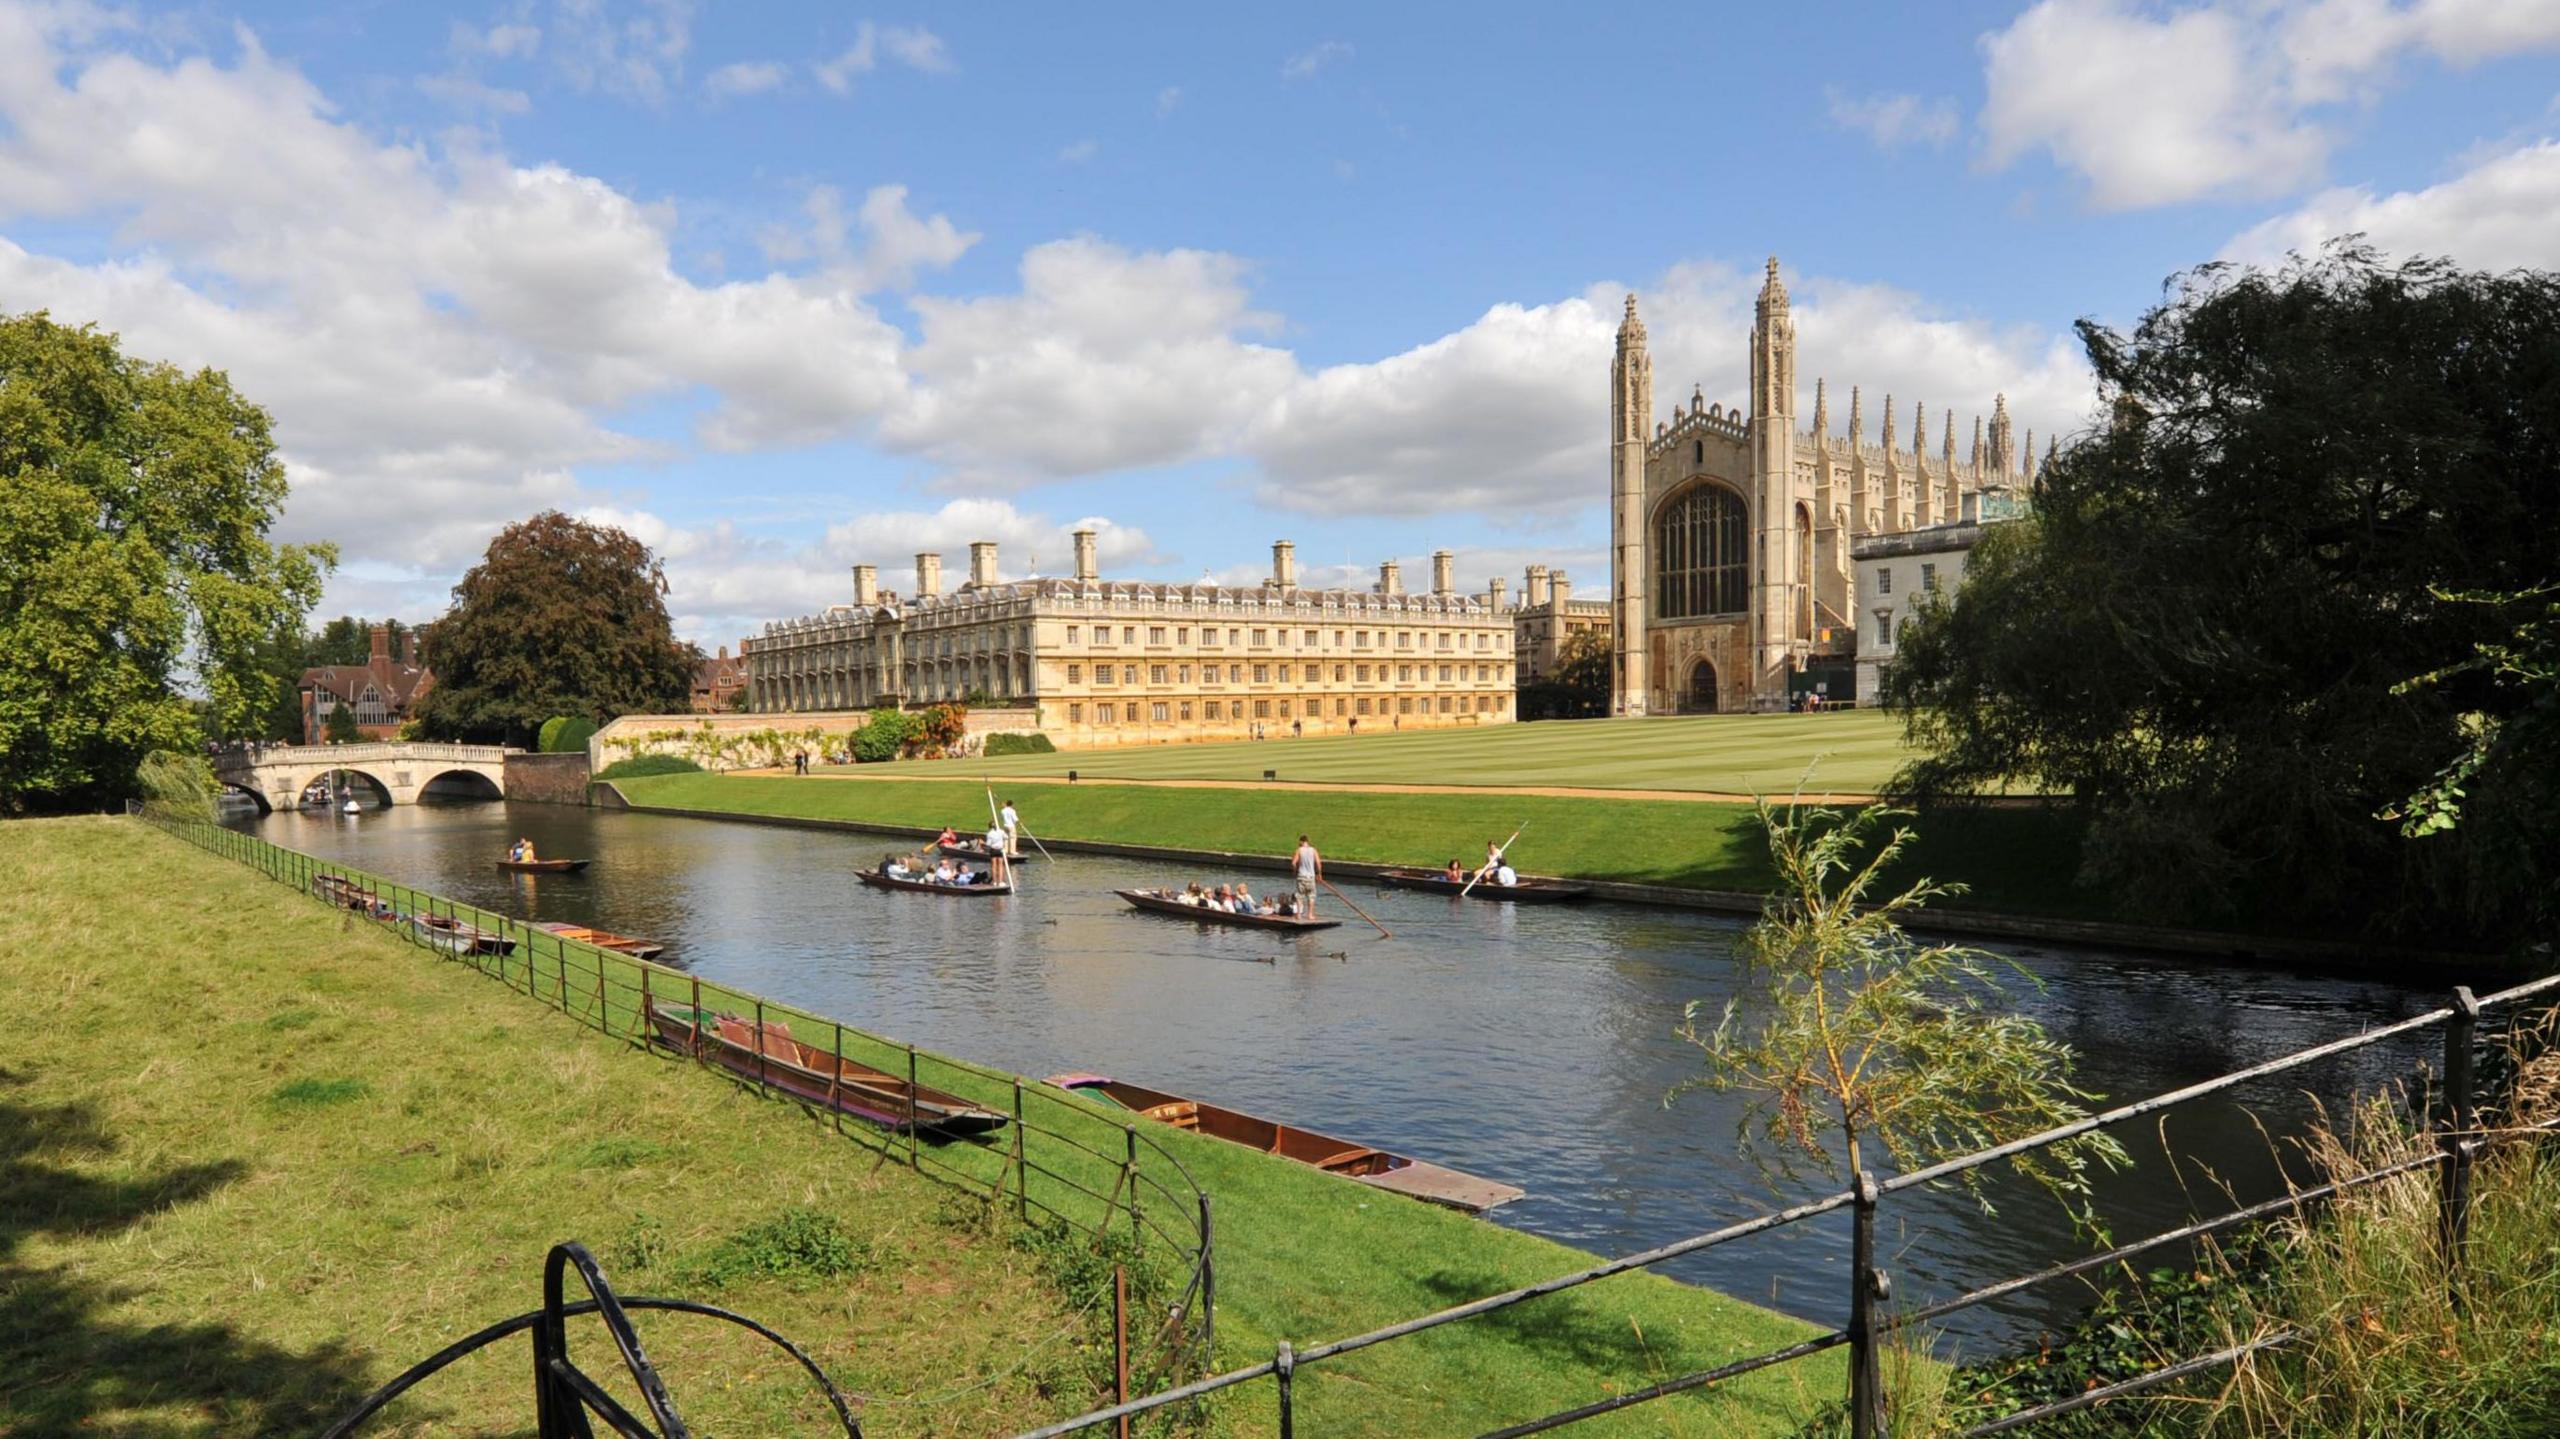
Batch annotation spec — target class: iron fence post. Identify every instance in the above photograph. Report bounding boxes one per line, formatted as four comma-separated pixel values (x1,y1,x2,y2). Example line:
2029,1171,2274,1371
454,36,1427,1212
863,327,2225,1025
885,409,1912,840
2441,985,2482,1303
906,1045,922,1170
1126,1123,1143,1251
1013,1078,1029,1221
1200,1193,1217,1364
1274,1341,1295,1439
1850,1169,1886,1439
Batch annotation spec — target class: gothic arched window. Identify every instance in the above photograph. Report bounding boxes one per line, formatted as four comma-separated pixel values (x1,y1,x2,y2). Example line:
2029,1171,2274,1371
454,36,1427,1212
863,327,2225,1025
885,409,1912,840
1654,483,1748,620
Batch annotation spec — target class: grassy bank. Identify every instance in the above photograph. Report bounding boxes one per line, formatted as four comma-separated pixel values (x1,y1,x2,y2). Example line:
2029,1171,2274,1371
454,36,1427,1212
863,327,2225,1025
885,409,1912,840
618,770,2104,923
902,710,1919,795
5,816,1852,1436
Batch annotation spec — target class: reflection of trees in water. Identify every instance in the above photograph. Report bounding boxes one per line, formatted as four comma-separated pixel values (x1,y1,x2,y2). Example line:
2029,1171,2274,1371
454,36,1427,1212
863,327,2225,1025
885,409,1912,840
0,1073,374,1435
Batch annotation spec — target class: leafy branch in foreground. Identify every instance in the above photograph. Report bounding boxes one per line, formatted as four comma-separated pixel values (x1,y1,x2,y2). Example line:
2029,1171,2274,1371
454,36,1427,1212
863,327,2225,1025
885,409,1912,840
1671,798,2129,1230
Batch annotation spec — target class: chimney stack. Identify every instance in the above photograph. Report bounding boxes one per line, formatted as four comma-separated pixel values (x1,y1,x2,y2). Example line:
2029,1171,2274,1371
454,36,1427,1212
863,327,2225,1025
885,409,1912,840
1271,539,1297,589
370,624,390,664
915,552,942,598
1072,528,1099,582
1378,559,1403,596
1525,564,1551,607
1551,570,1572,607
968,540,999,588
853,564,878,607
1489,575,1508,611
402,630,418,668
1431,549,1454,596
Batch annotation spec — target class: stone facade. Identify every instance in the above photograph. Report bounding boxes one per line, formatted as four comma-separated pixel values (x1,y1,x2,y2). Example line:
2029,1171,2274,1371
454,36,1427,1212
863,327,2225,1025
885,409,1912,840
691,643,750,712
299,625,432,742
747,539,1515,746
1608,259,2040,714
501,750,594,805
1511,565,1612,684
1852,487,2027,703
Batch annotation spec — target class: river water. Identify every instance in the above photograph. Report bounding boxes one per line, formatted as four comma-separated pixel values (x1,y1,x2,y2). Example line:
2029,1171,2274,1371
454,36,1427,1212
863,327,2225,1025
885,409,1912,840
236,799,2453,1351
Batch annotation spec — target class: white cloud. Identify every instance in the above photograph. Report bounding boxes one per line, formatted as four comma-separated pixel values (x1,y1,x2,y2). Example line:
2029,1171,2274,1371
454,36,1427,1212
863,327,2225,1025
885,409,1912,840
704,59,785,97
1058,138,1099,164
752,182,978,291
1978,0,2560,210
1281,40,1351,81
417,72,533,115
453,20,543,62
1826,89,1959,150
813,20,951,94
2221,137,2560,271
548,0,693,105
1156,85,1182,116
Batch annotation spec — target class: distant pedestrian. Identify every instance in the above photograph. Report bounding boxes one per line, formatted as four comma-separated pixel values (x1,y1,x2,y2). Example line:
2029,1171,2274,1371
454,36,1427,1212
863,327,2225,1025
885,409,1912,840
1292,718,1302,738
1292,834,1322,918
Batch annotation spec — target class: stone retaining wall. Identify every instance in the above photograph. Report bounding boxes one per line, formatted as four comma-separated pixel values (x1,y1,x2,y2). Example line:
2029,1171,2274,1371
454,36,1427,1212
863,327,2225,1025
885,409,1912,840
501,751,593,804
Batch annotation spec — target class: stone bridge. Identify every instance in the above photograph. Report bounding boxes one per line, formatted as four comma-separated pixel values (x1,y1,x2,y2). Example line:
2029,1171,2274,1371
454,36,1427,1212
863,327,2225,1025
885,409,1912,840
213,742,517,812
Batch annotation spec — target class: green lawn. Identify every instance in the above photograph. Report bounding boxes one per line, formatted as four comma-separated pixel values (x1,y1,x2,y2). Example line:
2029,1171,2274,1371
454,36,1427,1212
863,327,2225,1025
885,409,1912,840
897,710,1921,795
4,815,1858,1437
620,771,2106,923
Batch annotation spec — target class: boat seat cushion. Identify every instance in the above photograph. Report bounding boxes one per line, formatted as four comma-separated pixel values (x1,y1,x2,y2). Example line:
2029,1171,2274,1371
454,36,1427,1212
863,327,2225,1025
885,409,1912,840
1143,1101,1201,1129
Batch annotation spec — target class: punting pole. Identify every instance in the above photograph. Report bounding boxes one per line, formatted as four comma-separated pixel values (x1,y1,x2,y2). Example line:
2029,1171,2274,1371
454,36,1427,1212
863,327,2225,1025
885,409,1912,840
1457,820,1528,900
1320,878,1391,939
989,778,1057,863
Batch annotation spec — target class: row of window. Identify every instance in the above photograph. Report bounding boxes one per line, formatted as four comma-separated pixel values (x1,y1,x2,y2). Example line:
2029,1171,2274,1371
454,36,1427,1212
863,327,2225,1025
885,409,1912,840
1066,623,1499,652
1872,562,1939,596
1066,694,1508,724
1064,661,1505,686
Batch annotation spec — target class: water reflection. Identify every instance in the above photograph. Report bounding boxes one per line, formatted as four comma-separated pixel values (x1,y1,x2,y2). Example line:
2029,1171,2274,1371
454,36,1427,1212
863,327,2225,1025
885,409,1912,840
241,800,2448,1345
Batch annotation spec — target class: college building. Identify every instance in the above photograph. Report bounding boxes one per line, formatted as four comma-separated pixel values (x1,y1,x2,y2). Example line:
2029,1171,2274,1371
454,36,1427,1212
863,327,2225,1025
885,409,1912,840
297,625,432,743
1511,565,1611,684
746,533,1516,746
1607,258,2040,713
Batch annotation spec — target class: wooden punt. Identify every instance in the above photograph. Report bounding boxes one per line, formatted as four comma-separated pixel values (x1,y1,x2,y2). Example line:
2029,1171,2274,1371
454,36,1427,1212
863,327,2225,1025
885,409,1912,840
857,867,1013,897
650,1003,1008,1137
311,872,381,913
497,857,591,873
1375,869,1592,903
402,912,516,956
534,921,666,961
1114,888,1342,932
1047,1073,1523,1214
937,838,1035,863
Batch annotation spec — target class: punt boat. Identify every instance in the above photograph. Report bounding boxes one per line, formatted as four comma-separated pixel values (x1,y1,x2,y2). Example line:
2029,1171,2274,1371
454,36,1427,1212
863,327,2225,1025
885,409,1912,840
650,1003,1008,1137
533,921,666,961
497,857,591,874
1046,1073,1523,1214
1375,869,1592,903
403,912,516,956
1114,888,1342,932
311,873,384,913
937,837,1035,863
857,866,1013,897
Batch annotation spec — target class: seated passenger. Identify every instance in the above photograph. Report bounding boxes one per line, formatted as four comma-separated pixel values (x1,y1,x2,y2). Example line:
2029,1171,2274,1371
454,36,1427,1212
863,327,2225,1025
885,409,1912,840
934,859,959,884
935,826,958,848
1233,883,1257,913
1495,862,1518,887
1442,858,1464,882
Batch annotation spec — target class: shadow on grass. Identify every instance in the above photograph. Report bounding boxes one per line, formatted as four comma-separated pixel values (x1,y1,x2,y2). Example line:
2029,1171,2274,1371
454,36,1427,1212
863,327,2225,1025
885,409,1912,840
0,1073,377,1437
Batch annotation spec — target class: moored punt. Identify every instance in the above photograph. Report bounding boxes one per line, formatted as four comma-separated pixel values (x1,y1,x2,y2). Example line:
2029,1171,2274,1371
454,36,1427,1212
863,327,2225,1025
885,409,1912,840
497,857,591,874
1046,1073,1523,1214
311,872,377,911
858,866,1013,897
937,838,1035,863
533,921,666,961
650,1003,1008,1137
1375,869,1592,903
1114,888,1342,932
403,912,516,956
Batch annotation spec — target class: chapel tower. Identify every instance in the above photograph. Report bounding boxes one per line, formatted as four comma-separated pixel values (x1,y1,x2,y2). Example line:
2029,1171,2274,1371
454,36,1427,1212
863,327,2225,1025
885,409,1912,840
1748,257,1798,707
1609,294,1653,716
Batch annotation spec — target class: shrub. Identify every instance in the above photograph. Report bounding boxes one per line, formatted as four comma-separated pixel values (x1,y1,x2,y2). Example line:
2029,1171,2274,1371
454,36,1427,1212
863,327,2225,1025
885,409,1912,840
537,716,568,752
137,750,219,820
983,731,1057,757
542,716,597,754
677,1207,874,1290
851,707,914,763
595,754,703,780
905,703,968,757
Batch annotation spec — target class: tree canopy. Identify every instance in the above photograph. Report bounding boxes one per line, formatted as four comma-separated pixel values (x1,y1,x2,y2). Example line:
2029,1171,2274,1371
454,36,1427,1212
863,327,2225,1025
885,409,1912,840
0,312,332,811
1887,245,2560,940
413,511,698,745
1520,629,1611,721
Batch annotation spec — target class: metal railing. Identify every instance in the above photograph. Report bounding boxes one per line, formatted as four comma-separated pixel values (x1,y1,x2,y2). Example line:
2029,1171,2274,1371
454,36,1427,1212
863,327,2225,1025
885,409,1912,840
1012,961,2556,1438
137,805,1219,1419
212,741,516,771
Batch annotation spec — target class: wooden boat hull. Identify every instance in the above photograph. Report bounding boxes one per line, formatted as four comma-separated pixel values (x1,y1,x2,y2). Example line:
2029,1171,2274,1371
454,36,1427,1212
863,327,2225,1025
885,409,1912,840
311,873,393,918
403,913,516,956
1047,1074,1522,1214
857,867,1012,897
1375,869,1591,903
497,858,591,873
1114,889,1342,931
534,922,666,961
649,1004,1007,1137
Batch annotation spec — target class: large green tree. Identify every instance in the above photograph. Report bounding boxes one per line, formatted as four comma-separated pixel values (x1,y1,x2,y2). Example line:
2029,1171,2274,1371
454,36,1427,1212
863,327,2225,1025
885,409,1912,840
0,312,333,811
414,511,698,745
1887,245,2560,939
1519,629,1611,720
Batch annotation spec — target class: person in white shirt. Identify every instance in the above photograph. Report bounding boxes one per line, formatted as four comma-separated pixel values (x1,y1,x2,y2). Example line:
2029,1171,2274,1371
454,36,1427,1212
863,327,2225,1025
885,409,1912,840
1292,835,1322,918
984,822,1011,885
999,799,1021,856
1495,862,1518,888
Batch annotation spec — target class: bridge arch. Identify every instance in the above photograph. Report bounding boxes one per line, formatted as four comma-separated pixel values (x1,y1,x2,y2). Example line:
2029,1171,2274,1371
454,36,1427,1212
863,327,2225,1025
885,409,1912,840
219,781,273,817
420,769,504,803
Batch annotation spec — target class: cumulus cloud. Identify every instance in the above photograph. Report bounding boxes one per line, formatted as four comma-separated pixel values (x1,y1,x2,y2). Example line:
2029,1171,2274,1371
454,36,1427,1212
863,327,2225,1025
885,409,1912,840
1156,85,1182,116
704,59,786,97
1978,0,2560,210
1826,89,1960,150
1058,138,1099,164
813,20,952,94
1281,40,1351,81
2221,137,2560,271
548,0,693,105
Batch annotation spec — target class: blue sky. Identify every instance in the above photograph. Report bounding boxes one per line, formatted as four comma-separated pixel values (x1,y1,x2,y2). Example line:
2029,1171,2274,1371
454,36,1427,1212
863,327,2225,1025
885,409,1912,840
4,1,2557,642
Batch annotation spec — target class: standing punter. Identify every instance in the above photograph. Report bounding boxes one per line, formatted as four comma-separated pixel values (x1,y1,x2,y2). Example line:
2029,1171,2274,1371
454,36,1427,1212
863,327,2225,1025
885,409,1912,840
1292,834,1322,919
999,797,1021,857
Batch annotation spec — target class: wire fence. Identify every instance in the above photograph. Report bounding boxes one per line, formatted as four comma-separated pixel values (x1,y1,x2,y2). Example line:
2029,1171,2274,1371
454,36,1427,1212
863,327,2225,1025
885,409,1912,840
1007,961,2560,1439
136,804,1220,1419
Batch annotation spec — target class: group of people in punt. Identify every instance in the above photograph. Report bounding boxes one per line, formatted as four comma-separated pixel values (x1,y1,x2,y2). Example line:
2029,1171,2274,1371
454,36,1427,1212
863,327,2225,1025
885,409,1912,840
1439,839,1518,888
508,837,538,863
881,853,1002,887
1156,880,1306,918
